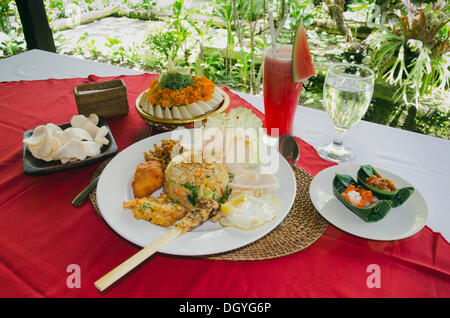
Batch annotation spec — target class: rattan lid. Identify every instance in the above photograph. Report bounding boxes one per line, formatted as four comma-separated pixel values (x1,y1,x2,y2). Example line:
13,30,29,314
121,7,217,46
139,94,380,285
74,79,129,118
89,162,328,261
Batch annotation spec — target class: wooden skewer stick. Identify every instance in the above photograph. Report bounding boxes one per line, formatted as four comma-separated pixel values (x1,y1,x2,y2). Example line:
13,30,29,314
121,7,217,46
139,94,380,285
94,227,182,292
95,197,219,292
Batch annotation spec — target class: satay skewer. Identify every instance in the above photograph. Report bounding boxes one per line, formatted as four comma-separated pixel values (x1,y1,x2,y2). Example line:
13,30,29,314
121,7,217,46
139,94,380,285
94,199,219,292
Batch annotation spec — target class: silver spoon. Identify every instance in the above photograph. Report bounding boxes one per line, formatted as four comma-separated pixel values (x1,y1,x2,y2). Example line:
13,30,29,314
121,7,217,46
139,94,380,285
278,134,300,166
277,134,300,228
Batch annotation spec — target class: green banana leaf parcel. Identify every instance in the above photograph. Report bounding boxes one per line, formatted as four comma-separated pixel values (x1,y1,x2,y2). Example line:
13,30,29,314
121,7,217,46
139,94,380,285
357,165,414,208
333,174,392,223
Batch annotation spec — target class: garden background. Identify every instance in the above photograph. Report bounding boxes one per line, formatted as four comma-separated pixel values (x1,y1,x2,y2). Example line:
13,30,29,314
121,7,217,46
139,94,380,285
1,0,448,139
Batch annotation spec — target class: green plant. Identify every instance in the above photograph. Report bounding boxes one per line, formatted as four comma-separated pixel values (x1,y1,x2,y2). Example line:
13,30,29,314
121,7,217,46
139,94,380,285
366,0,449,106
168,0,194,64
215,0,235,79
84,0,94,11
289,0,316,40
144,0,195,68
53,32,63,53
247,0,257,93
363,97,398,125
69,31,86,55
342,42,367,64
104,36,122,48
110,45,126,65
141,50,165,72
231,49,252,91
363,98,450,140
125,42,142,67
85,39,100,60
0,0,14,33
0,0,24,58
146,30,178,61
196,51,225,82
347,0,381,23
77,32,89,43
252,33,268,93
414,109,450,139
132,0,156,10
103,37,126,64
1,38,24,56
47,0,66,20
189,17,214,77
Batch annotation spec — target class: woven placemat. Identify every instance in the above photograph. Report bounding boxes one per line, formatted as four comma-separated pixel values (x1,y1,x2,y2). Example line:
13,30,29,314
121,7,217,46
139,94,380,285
89,161,328,261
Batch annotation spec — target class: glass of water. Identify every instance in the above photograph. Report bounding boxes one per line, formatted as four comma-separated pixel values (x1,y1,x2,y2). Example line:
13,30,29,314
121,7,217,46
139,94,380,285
317,63,375,163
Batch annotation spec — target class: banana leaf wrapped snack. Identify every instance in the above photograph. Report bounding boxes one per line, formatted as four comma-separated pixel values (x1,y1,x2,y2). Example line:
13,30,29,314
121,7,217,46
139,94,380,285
357,165,414,208
333,174,392,222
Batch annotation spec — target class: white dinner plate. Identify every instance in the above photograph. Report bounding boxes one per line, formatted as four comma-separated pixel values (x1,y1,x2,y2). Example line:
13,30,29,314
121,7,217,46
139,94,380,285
309,164,428,241
96,129,296,256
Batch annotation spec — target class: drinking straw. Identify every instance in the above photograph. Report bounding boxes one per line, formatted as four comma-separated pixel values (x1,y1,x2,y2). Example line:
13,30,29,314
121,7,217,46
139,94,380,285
268,11,277,56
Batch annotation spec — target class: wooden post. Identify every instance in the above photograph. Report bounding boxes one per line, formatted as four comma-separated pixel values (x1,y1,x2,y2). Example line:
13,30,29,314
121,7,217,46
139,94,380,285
15,0,56,52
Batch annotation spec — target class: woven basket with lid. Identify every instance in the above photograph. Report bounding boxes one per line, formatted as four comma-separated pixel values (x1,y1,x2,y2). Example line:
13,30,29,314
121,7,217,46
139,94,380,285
74,79,129,117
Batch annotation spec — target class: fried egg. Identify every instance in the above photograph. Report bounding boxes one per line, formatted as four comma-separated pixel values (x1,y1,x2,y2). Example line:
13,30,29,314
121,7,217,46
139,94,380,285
219,193,279,230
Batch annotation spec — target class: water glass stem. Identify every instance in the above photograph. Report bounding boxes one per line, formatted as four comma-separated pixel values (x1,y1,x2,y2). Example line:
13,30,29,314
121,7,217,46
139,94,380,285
333,127,346,149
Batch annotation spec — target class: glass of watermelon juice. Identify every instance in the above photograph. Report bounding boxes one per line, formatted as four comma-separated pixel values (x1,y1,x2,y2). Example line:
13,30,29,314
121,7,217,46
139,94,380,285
263,45,302,137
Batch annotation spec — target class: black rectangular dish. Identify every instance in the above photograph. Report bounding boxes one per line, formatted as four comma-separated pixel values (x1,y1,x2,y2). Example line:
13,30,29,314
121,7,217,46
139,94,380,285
23,117,118,175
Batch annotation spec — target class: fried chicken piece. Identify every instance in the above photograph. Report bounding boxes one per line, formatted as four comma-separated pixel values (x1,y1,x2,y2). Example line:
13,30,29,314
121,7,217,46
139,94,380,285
132,160,164,198
123,193,187,227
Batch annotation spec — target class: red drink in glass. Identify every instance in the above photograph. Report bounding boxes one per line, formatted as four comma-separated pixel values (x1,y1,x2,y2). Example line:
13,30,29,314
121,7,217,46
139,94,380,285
263,45,303,136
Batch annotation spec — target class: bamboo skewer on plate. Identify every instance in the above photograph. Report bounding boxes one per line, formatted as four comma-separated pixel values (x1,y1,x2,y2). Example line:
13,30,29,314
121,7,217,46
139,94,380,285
94,227,182,292
94,198,219,292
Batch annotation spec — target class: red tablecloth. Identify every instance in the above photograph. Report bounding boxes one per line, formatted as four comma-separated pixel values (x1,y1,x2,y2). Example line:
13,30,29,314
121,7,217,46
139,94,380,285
0,73,449,298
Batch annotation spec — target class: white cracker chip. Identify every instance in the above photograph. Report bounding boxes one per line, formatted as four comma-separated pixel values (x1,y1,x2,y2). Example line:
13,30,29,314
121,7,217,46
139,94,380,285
94,126,109,145
83,140,102,157
46,123,63,137
54,139,87,161
61,127,93,144
70,115,89,129
29,136,61,162
60,158,76,164
87,113,99,126
34,133,54,158
83,121,100,140
23,125,47,147
24,114,109,164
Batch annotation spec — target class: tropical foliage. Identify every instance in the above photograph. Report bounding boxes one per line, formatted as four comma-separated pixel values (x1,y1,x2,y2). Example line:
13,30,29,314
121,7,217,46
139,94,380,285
366,0,449,107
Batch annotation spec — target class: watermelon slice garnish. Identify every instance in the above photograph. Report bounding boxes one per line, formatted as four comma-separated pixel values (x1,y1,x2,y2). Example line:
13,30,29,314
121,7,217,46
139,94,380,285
292,21,315,82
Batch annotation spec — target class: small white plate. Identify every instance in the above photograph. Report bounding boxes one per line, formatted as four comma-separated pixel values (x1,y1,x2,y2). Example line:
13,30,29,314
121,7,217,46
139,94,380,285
96,129,296,256
309,164,428,241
